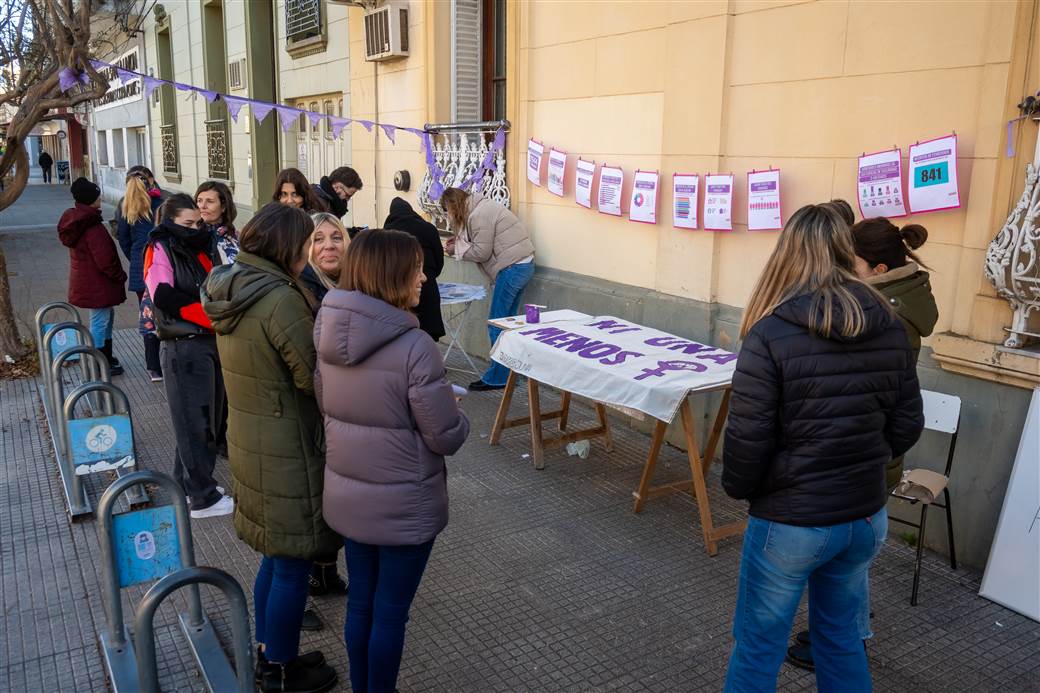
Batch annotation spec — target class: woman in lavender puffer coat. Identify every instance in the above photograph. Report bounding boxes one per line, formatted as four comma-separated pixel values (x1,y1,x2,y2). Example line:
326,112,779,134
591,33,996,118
314,228,469,693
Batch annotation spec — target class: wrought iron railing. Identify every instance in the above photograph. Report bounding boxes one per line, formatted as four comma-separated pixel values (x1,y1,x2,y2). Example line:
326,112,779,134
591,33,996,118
159,124,178,176
286,0,322,42
418,120,510,230
205,118,230,180
986,117,1040,348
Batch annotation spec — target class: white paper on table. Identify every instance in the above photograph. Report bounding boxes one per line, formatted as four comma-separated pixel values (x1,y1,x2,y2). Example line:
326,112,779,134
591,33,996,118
672,173,699,229
628,170,659,225
527,139,544,187
547,148,567,197
857,149,907,219
575,159,596,209
746,169,782,231
597,165,623,217
703,174,734,231
908,134,960,214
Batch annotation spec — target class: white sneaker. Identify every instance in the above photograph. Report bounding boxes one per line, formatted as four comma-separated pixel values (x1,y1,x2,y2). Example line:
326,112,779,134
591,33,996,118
190,494,234,519
186,486,225,506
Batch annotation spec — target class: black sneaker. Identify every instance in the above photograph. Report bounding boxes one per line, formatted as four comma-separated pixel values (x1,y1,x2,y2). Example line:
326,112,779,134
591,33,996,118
300,608,323,631
786,643,815,671
254,647,326,684
468,379,504,391
795,629,811,647
258,658,337,693
108,362,124,376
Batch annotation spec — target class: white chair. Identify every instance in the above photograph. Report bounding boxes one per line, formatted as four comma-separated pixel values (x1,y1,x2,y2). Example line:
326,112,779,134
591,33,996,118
889,389,959,606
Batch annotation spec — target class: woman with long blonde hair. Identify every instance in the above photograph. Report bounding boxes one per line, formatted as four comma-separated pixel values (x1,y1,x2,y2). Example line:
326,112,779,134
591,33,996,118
721,203,924,692
298,212,348,302
116,172,163,379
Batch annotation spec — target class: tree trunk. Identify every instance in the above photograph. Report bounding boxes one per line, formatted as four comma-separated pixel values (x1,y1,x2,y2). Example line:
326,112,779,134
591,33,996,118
0,244,29,360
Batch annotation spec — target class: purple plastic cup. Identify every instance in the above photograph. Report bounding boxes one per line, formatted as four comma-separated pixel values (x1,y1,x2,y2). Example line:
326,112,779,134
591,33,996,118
525,304,541,323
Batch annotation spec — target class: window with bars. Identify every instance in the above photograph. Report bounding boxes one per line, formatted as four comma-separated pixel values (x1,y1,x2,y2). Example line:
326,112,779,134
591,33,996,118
324,100,334,140
286,0,322,43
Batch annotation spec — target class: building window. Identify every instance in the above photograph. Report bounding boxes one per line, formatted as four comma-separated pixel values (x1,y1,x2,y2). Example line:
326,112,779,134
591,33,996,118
97,130,109,166
324,100,334,140
131,128,147,168
483,0,506,121
286,0,325,56
309,101,319,140
112,128,126,168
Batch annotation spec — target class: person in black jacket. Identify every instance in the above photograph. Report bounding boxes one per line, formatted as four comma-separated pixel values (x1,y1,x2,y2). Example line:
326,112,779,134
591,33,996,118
722,203,924,693
39,151,54,183
384,197,445,341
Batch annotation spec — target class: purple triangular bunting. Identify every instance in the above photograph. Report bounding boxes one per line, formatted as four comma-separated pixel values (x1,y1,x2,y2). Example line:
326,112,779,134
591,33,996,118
276,105,302,131
330,117,351,139
224,95,248,123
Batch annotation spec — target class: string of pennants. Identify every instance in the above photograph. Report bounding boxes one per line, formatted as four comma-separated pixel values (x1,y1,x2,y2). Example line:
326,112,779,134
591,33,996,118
526,131,961,231
61,60,506,200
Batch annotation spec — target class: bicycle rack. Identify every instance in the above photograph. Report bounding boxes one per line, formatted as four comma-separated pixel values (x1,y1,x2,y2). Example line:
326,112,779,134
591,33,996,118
64,382,139,479
39,321,148,520
135,567,253,693
35,302,82,368
98,471,250,693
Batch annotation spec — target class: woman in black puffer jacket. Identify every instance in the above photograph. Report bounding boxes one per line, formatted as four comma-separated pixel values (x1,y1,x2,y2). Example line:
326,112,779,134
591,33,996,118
722,204,924,693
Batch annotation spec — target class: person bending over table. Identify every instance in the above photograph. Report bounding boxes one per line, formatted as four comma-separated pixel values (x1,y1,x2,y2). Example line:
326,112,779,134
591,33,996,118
440,187,535,391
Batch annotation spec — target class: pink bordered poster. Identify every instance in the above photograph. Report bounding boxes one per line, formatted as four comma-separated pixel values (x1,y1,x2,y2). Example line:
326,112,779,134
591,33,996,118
704,174,734,231
527,139,544,187
575,159,596,209
857,148,907,219
547,148,567,197
908,134,960,214
574,158,599,208
746,169,782,231
629,170,659,224
672,174,699,229
597,165,624,217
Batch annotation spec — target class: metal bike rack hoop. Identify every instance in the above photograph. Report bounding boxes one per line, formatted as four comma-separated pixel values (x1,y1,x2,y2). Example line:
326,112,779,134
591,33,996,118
134,566,253,693
34,302,81,379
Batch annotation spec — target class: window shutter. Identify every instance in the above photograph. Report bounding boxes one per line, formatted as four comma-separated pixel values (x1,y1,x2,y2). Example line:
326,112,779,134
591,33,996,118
451,0,481,122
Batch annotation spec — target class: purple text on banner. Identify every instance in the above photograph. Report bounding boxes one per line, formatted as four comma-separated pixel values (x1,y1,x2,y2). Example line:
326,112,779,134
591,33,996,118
750,181,777,192
707,184,731,193
912,148,951,163
636,180,656,190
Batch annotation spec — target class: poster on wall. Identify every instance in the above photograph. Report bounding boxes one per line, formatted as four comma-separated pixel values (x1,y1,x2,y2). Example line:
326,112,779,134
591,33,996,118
575,159,596,209
908,134,960,214
547,148,567,197
672,174,699,229
703,174,734,231
857,149,907,218
980,386,1040,622
527,139,545,187
746,169,782,231
629,170,659,224
597,165,624,217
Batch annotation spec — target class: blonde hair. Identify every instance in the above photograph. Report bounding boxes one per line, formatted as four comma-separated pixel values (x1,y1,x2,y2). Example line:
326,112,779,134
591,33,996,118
121,176,153,225
740,203,882,339
307,212,348,290
440,187,470,234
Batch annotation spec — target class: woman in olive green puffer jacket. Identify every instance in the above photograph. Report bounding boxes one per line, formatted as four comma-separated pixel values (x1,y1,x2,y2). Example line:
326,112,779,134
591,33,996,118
852,217,939,492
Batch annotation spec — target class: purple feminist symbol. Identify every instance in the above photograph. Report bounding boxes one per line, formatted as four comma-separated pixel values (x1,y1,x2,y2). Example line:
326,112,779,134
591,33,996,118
633,359,707,381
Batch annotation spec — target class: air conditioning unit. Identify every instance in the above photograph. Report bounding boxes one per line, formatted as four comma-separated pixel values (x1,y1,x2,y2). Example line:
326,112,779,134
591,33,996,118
227,58,247,91
364,3,409,62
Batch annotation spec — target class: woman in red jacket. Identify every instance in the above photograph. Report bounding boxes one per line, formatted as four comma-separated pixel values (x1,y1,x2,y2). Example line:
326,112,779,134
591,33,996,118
58,178,127,374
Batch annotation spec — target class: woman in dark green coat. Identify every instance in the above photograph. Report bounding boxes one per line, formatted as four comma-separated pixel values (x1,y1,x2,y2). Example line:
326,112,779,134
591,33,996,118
851,217,939,491
202,202,338,693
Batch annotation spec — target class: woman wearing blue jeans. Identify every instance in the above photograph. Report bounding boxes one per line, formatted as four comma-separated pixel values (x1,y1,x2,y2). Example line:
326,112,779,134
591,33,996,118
441,187,536,391
721,204,925,692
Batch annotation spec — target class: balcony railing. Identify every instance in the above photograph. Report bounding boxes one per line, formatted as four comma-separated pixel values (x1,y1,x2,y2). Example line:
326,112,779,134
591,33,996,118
159,124,178,176
205,118,230,180
418,120,510,230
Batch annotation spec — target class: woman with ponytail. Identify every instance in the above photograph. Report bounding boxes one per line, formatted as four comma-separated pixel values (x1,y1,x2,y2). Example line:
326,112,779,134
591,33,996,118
116,173,161,377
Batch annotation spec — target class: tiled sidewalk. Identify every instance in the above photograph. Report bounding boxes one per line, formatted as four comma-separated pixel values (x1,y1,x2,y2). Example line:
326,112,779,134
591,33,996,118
1,329,1038,692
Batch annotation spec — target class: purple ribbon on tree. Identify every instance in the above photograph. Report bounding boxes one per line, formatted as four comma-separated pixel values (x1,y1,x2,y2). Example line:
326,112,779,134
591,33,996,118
276,106,303,131
58,67,90,93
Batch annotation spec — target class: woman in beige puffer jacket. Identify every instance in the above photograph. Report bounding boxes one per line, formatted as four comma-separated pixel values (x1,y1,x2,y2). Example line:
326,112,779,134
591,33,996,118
441,187,536,390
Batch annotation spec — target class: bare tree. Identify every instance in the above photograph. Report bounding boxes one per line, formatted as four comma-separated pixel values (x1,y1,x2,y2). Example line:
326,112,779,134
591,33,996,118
0,0,111,361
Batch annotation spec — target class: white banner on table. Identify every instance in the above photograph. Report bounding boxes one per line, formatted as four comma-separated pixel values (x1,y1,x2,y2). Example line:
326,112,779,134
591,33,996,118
597,165,624,217
527,139,544,187
908,134,960,214
857,149,907,219
490,316,736,423
575,159,596,209
747,169,782,231
704,174,734,231
673,173,699,229
629,170,659,224
547,148,567,197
